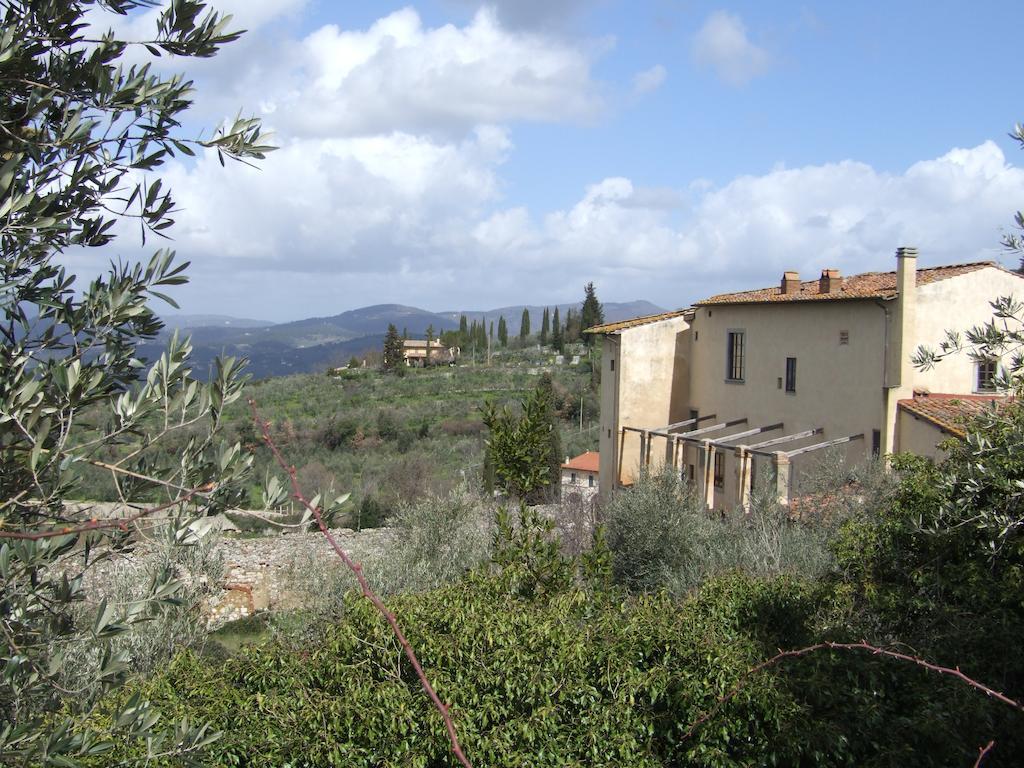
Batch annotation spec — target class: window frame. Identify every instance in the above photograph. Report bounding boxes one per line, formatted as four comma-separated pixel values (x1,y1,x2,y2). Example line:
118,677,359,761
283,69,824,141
713,451,725,489
725,329,746,382
975,359,998,393
785,357,797,393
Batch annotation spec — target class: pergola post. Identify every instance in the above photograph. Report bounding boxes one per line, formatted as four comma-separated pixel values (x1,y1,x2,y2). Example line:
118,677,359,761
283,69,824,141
735,446,752,512
702,439,716,510
773,451,791,507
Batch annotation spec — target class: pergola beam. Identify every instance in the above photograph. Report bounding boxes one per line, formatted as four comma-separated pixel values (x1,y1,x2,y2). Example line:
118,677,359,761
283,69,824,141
747,427,823,452
785,433,864,458
677,417,748,439
709,422,784,446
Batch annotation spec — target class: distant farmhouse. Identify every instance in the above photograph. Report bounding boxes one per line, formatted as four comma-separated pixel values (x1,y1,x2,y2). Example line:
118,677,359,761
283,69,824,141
560,451,600,501
587,248,1019,510
402,338,459,367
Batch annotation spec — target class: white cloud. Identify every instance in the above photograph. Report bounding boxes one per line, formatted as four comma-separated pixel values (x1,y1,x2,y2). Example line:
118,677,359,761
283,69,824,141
691,10,770,86
446,0,593,30
93,138,1023,320
463,141,1023,307
631,64,667,95
227,7,604,140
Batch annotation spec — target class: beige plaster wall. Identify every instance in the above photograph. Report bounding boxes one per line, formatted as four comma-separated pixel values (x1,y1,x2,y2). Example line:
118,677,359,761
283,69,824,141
896,409,953,462
598,316,691,491
911,266,1024,394
686,300,887,508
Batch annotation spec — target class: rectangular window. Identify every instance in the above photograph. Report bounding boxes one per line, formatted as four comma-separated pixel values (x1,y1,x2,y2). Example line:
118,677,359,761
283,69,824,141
588,474,594,488
976,360,997,392
570,472,577,483
785,357,797,393
839,330,850,345
872,429,881,458
687,464,695,484
609,359,615,371
713,452,725,489
726,330,745,381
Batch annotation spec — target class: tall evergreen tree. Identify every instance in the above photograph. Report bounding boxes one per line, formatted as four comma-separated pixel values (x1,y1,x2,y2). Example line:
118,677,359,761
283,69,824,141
581,282,604,346
476,319,487,350
552,307,563,353
498,316,508,347
565,307,581,344
383,323,404,371
459,314,469,344
540,307,550,346
520,308,531,341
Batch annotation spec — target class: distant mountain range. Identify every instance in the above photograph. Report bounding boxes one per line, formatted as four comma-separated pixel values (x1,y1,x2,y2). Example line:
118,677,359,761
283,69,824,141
151,300,666,379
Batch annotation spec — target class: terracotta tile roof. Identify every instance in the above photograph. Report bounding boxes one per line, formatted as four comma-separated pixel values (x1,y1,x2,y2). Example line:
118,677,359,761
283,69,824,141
561,451,600,473
585,309,692,335
898,392,1011,438
696,261,1005,305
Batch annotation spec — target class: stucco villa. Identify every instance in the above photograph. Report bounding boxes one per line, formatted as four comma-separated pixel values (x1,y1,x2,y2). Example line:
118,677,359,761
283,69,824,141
586,248,1020,510
402,338,458,367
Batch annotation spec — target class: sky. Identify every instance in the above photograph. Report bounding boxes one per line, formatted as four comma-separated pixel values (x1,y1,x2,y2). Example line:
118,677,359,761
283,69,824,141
85,1,1024,322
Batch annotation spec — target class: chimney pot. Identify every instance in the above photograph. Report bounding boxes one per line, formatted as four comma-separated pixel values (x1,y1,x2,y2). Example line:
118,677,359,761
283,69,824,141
780,271,801,295
818,268,843,294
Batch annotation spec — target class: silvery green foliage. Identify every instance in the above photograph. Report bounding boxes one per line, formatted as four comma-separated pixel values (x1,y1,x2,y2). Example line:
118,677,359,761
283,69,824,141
0,1,272,763
912,295,1024,392
1004,122,1024,269
373,483,495,595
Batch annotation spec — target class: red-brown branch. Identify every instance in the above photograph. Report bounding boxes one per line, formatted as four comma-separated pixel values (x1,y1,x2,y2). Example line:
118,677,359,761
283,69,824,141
974,740,996,768
0,487,209,540
682,641,1024,743
249,399,474,768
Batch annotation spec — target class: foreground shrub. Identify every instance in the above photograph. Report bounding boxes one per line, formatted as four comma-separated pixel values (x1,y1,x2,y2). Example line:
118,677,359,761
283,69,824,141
604,468,852,594
370,484,495,594
91,569,823,768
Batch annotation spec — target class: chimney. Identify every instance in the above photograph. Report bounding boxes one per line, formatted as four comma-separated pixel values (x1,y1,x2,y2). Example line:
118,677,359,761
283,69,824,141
888,246,918,389
818,268,842,294
780,271,801,295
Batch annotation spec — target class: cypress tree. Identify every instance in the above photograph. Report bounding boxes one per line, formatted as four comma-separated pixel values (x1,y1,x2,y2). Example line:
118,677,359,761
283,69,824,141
498,316,508,347
382,323,404,371
552,307,563,353
520,308,531,341
581,282,604,346
540,307,550,346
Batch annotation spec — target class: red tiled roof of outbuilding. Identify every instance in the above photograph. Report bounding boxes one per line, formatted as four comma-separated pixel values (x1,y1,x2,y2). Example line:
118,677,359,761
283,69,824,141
561,451,600,473
898,392,1011,438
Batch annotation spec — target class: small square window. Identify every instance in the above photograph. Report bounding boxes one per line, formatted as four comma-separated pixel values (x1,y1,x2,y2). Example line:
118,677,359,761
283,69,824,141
713,452,725,489
976,360,997,392
839,330,850,345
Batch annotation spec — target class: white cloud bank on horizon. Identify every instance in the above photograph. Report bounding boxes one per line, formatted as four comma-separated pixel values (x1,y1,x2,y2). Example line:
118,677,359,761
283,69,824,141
151,140,1022,320
691,10,771,86
78,5,1023,321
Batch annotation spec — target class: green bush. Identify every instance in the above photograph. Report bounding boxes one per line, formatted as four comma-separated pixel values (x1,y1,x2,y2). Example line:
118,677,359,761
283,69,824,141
91,572,822,768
